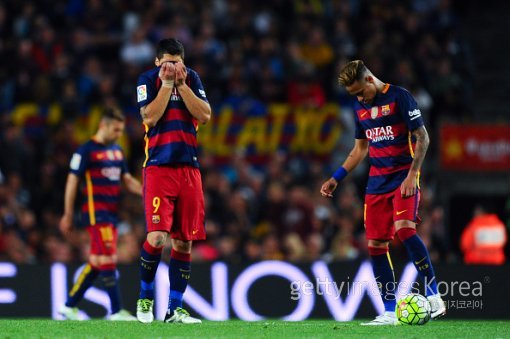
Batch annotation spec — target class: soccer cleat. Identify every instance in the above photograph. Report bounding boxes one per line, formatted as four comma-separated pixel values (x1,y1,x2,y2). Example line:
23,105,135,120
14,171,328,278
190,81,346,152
110,309,137,321
164,307,202,324
59,305,80,320
136,299,154,323
427,294,446,319
361,311,399,326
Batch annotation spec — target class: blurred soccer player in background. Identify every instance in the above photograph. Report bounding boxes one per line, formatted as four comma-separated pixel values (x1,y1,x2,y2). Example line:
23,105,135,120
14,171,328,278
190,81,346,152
461,205,507,265
59,108,142,321
135,38,211,324
320,60,446,325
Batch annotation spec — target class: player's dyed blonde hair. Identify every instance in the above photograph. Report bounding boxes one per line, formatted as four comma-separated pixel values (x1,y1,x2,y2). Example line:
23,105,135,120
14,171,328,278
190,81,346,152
338,60,368,87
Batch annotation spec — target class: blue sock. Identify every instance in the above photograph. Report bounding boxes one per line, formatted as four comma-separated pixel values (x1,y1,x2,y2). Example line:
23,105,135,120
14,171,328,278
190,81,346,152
398,228,438,296
66,264,99,307
139,241,162,300
100,268,121,314
369,247,396,313
168,249,191,313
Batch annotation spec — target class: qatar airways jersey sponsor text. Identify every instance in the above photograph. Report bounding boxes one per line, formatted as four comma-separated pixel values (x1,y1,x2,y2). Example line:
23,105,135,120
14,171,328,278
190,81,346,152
365,126,395,143
101,167,122,181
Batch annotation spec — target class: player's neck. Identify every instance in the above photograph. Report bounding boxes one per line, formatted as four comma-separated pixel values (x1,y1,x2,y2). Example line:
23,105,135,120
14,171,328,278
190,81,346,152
374,78,387,92
92,134,106,145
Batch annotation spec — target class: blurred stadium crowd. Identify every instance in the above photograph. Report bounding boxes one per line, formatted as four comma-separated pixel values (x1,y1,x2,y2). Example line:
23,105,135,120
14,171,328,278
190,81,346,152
0,0,472,264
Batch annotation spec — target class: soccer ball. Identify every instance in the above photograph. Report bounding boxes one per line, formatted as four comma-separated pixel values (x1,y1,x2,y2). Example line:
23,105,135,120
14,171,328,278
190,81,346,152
395,293,431,325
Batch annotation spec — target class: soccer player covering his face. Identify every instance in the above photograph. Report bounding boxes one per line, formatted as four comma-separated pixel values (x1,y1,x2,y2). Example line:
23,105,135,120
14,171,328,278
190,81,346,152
59,108,142,321
135,38,211,324
320,60,446,325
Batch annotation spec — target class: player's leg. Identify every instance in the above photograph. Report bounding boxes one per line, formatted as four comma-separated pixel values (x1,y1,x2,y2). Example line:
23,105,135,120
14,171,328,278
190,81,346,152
91,223,136,321
168,240,191,314
361,192,398,326
395,220,446,318
59,225,101,320
59,261,100,320
137,231,167,323
139,231,166,298
395,221,438,295
93,225,121,317
137,166,175,323
394,188,446,319
95,254,134,321
86,224,136,321
164,166,204,324
164,239,201,323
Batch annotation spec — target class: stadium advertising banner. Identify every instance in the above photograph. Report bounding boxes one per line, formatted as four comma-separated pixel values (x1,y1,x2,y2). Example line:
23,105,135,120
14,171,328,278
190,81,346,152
197,104,343,164
0,261,508,320
440,124,510,171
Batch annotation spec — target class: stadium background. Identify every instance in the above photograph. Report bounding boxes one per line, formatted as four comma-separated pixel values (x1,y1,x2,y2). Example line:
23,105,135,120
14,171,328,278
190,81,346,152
0,0,509,320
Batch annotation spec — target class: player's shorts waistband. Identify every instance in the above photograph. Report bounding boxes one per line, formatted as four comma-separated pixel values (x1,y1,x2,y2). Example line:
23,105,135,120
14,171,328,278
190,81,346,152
150,163,198,169
87,222,116,228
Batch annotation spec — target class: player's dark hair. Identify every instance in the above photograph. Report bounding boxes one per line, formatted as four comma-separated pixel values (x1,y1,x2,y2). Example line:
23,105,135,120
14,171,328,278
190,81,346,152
156,38,185,59
102,107,125,122
338,60,368,86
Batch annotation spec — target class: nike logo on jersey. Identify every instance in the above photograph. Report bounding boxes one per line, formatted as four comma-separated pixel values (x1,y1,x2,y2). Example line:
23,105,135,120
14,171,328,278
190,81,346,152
396,210,408,215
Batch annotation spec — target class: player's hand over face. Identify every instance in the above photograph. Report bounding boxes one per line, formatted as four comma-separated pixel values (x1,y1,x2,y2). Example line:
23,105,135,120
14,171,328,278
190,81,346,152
159,61,176,81
59,214,73,235
400,174,417,198
320,178,338,198
175,61,187,87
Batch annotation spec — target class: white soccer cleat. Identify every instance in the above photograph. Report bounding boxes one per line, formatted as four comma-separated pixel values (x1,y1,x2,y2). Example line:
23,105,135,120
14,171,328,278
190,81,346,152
427,294,446,319
110,309,137,321
164,307,202,324
136,299,154,323
59,305,80,320
361,311,399,326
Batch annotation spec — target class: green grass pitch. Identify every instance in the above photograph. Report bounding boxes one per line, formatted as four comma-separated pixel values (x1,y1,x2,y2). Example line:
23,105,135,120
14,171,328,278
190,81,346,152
1,319,509,338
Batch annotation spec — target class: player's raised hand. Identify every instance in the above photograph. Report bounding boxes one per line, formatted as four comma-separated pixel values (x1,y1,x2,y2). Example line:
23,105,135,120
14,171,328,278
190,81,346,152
320,178,338,198
59,214,73,235
159,61,176,88
175,61,187,87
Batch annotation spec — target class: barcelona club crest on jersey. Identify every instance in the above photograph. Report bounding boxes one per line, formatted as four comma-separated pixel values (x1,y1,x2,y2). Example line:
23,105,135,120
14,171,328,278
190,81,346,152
371,107,378,119
382,105,391,116
152,215,160,224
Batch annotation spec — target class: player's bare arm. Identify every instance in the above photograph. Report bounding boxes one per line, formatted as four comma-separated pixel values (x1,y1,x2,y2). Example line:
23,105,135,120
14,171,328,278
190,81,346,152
141,62,176,127
59,173,80,234
122,173,142,196
401,126,430,198
174,61,211,124
320,138,369,197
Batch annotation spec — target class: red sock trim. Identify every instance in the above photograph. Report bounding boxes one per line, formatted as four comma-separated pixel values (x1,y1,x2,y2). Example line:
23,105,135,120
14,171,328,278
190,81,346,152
143,241,163,255
368,246,388,256
99,264,116,271
397,227,417,242
171,249,191,262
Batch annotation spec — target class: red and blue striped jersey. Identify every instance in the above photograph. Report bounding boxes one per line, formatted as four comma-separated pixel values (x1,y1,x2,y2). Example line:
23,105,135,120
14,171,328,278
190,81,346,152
354,84,424,194
69,139,128,227
136,66,208,168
